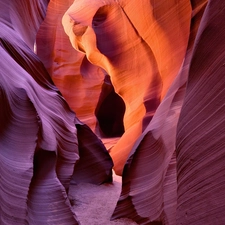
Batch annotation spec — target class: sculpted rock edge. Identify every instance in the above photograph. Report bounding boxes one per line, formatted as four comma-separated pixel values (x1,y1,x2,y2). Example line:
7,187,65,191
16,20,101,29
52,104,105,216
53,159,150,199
2,0,224,225
0,1,113,224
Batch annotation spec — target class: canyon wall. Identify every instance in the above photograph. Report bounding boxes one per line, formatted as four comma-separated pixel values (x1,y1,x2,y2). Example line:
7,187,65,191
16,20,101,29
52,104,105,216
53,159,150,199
2,0,225,225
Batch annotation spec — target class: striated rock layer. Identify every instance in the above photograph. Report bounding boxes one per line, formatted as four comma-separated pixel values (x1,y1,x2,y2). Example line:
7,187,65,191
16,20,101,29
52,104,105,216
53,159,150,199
3,0,225,225
0,0,113,224
61,0,193,224
0,7,79,225
176,0,225,224
62,0,192,175
36,0,105,132
112,1,208,224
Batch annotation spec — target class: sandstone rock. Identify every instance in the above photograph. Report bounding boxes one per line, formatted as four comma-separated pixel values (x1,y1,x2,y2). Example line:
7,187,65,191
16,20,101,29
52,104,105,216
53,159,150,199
62,0,192,175
176,0,225,224
0,1,113,224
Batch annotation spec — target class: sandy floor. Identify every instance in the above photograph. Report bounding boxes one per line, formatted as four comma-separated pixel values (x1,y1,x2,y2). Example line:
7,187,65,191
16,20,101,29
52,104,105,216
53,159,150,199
69,172,138,225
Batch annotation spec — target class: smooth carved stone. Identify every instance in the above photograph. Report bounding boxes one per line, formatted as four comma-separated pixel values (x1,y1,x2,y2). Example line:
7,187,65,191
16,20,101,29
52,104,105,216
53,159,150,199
71,123,114,185
176,0,225,224
36,0,105,131
0,0,113,224
4,0,224,224
112,1,208,224
0,1,80,221
62,0,192,175
0,41,80,225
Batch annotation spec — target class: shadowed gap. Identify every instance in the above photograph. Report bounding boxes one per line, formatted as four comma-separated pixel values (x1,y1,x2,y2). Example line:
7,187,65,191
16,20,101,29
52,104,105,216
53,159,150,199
95,75,125,137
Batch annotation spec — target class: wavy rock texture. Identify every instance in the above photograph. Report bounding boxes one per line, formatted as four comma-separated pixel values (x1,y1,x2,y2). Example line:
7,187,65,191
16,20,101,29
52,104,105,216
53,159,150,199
111,53,188,224
37,0,126,137
0,0,113,224
36,0,105,132
36,0,114,187
112,1,208,224
62,0,192,175
72,122,113,185
176,0,225,224
3,0,225,225
0,1,79,224
60,0,212,224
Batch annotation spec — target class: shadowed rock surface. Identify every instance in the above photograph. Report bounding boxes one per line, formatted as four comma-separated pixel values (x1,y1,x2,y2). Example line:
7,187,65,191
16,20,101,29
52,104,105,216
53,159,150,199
0,1,113,224
62,0,191,176
176,0,225,224
2,0,225,225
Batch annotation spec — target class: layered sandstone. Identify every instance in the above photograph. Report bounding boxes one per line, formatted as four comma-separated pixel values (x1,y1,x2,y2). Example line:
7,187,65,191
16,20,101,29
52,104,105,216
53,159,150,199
0,1,113,224
2,0,225,225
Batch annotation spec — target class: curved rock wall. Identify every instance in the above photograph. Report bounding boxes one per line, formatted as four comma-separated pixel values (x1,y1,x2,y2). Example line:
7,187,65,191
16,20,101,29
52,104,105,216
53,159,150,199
176,0,225,224
36,0,105,131
0,1,113,224
112,1,208,224
3,0,225,225
62,0,191,175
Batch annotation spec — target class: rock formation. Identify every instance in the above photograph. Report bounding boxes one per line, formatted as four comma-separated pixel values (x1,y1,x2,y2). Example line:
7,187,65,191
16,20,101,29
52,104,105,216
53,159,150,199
62,0,191,175
0,1,113,224
176,0,225,224
112,1,208,224
2,0,225,224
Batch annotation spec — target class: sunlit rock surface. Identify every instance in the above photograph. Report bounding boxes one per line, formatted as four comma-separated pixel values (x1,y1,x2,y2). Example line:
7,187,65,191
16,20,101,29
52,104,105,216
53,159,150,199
112,1,208,224
62,0,191,175
2,0,225,224
36,0,104,132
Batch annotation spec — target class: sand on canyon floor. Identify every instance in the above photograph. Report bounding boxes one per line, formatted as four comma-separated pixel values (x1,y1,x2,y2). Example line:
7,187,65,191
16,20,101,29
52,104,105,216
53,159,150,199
69,172,138,225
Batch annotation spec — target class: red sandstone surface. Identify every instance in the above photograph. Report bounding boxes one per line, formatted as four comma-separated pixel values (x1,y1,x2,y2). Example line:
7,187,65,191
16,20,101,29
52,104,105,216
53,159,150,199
1,0,225,224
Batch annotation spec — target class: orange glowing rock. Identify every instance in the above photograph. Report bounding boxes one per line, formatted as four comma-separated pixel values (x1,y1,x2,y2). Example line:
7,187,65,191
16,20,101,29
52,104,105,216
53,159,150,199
5,0,225,224
112,1,208,224
36,0,105,131
62,0,191,175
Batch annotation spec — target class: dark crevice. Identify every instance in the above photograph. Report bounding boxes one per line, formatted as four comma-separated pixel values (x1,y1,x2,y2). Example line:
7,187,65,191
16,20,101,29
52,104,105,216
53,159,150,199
95,75,125,137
